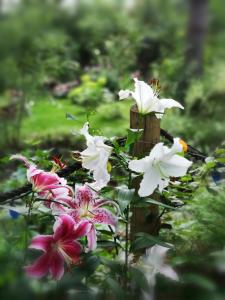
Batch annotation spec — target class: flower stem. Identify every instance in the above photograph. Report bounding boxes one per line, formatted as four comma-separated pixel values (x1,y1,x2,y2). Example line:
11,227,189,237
125,204,130,273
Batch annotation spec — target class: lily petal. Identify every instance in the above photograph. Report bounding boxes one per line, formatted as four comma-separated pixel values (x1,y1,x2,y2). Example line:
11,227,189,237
10,154,32,168
29,235,53,252
87,225,97,251
118,89,131,100
139,168,161,197
160,265,179,281
92,166,110,190
161,155,192,177
60,241,82,263
129,156,150,173
76,185,94,206
133,78,155,113
80,122,93,143
73,220,93,239
53,214,75,240
49,252,64,280
92,207,117,226
25,253,50,278
159,98,184,110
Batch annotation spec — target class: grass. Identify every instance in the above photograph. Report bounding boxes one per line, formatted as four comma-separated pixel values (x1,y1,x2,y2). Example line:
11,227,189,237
21,98,132,142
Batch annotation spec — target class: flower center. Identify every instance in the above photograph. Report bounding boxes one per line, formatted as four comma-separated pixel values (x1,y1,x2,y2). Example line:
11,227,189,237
79,204,94,219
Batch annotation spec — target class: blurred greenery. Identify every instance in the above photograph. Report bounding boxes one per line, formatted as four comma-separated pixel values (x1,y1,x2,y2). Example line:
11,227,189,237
1,0,225,299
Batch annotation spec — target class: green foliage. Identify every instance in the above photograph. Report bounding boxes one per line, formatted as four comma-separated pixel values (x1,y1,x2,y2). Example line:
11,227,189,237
130,233,172,252
68,74,113,109
0,0,225,299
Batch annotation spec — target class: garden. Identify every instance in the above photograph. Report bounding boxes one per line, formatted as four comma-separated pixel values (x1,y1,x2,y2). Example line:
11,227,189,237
0,1,225,300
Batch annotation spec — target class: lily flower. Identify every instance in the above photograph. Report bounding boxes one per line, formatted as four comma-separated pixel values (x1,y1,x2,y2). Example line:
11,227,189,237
40,186,74,208
10,155,71,202
119,78,184,117
52,185,118,251
80,123,113,190
138,245,178,287
25,214,91,280
129,138,192,197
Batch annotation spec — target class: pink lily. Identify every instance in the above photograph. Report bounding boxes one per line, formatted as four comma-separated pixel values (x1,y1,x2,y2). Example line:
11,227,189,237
52,185,119,251
40,186,73,209
25,214,91,280
10,155,72,204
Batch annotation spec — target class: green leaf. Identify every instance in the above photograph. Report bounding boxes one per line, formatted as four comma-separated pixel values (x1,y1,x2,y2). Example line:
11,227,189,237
215,148,225,155
116,186,135,212
132,196,175,210
183,274,216,291
105,278,126,299
130,232,172,252
97,240,121,249
130,267,149,291
145,198,175,210
66,113,77,120
216,157,225,163
80,254,101,276
125,128,143,149
101,257,123,274
111,140,122,155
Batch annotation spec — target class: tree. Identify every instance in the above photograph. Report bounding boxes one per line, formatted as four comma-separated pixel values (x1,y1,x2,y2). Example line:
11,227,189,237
186,0,209,75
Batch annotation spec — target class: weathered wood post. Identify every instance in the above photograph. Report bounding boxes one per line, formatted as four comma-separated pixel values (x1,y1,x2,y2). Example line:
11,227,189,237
130,104,161,241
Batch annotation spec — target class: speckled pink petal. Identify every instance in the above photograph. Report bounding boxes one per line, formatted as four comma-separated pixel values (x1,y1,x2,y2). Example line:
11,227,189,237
75,185,94,206
87,225,97,251
92,208,117,226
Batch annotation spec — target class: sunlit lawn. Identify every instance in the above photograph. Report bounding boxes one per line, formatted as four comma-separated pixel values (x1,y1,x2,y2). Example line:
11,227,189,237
21,98,132,142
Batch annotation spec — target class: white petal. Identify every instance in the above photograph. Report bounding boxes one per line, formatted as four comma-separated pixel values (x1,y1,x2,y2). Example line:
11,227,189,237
160,155,192,177
118,89,131,100
138,168,161,197
160,266,179,281
171,138,183,154
91,166,110,190
133,78,155,114
148,245,169,259
145,272,157,287
149,143,165,160
158,177,169,192
145,245,171,273
162,138,183,161
80,122,93,144
155,112,164,119
80,147,100,170
159,98,184,110
128,157,150,173
94,137,113,154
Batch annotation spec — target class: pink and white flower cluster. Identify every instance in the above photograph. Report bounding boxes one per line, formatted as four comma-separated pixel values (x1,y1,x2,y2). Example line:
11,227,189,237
11,155,118,280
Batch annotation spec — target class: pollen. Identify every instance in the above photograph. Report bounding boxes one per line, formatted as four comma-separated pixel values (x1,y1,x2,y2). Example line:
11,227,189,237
107,161,112,173
179,139,188,152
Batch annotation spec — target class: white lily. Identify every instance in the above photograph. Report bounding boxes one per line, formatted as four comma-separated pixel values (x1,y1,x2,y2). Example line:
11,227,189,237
80,122,113,190
129,138,192,197
119,78,184,117
139,245,179,287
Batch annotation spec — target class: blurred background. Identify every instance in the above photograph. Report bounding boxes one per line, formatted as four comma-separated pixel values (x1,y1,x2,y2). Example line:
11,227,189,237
0,0,225,299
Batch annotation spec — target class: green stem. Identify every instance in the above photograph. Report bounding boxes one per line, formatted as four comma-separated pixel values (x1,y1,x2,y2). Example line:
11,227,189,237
108,225,119,256
125,204,130,273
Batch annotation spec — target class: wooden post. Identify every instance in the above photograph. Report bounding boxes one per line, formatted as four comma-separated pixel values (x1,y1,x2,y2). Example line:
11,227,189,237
130,105,161,241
